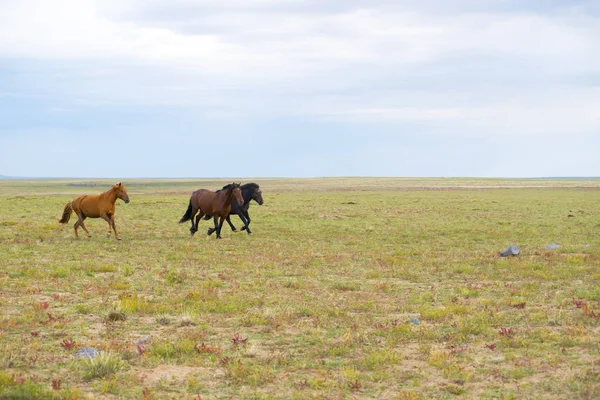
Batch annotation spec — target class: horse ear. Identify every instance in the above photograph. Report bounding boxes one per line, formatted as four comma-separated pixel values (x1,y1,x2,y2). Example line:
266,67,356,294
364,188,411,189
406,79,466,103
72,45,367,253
118,182,122,187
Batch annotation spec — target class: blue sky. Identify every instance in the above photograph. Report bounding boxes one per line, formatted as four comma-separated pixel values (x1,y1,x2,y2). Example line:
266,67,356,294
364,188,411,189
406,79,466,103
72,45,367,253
1,0,599,178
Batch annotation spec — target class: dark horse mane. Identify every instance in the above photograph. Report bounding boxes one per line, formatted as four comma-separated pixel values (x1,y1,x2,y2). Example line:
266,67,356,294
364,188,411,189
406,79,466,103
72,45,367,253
217,182,259,192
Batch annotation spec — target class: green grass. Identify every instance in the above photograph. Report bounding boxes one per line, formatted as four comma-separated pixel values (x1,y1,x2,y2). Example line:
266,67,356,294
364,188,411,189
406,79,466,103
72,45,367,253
1,177,599,398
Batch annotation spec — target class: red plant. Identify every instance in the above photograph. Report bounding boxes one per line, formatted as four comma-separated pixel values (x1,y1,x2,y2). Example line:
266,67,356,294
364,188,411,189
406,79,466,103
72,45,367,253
485,343,497,351
231,333,248,345
31,331,40,337
47,313,57,322
52,378,62,390
512,302,526,309
141,387,152,400
137,344,147,355
219,356,233,366
40,301,50,309
195,343,221,355
61,339,75,350
574,299,587,309
350,379,362,392
498,327,514,337
51,294,61,301
582,304,600,319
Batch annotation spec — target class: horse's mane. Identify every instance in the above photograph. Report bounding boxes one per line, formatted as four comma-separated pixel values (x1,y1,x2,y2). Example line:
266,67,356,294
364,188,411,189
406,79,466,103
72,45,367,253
218,183,259,192
217,183,241,193
241,183,259,190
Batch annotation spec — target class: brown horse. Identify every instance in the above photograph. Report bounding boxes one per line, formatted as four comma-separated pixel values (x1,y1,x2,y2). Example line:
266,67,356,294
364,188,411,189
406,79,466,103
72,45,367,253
59,183,130,240
179,183,243,239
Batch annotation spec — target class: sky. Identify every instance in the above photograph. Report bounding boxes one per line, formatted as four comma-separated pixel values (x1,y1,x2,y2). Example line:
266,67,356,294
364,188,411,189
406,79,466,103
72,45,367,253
0,0,599,178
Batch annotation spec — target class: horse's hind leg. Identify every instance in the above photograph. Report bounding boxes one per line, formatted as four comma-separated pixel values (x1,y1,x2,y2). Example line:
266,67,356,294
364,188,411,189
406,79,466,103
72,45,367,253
76,214,91,238
191,210,203,236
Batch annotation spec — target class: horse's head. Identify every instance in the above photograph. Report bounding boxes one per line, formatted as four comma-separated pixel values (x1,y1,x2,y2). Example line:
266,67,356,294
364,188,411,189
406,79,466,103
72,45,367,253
231,182,244,206
115,182,130,204
252,186,264,205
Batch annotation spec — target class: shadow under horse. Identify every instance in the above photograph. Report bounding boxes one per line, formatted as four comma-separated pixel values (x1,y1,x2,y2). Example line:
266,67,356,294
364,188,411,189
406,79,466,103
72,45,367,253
179,183,244,239
204,182,263,235
58,182,130,240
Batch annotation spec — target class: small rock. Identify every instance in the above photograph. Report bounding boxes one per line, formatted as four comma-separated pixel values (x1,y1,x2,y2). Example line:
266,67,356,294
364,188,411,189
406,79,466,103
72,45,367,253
500,245,520,257
134,336,151,345
545,243,562,249
410,317,420,325
74,348,99,359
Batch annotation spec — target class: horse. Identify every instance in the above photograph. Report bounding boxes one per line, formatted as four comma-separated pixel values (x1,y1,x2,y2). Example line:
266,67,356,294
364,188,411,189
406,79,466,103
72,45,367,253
59,182,130,240
205,183,263,235
179,183,244,239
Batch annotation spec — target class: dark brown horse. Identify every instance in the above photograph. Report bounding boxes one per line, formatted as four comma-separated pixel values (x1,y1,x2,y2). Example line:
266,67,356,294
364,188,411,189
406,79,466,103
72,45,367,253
205,183,263,235
179,183,244,239
59,183,130,240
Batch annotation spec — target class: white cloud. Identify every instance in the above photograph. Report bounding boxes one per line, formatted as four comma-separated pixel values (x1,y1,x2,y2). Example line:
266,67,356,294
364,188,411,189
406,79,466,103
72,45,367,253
1,0,599,140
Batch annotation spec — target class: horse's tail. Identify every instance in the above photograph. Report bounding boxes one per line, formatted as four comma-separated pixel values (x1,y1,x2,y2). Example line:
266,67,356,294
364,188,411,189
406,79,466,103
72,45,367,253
59,201,73,224
179,200,193,223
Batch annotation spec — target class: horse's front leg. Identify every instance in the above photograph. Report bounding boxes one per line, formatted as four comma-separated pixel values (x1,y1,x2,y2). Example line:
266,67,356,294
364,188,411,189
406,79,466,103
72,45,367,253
241,211,252,234
100,214,115,239
206,214,217,236
226,215,237,232
237,213,250,234
216,216,227,239
109,215,121,240
211,216,220,238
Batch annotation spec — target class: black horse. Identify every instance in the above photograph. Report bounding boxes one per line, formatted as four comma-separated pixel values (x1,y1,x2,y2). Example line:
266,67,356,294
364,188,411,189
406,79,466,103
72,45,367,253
206,183,263,235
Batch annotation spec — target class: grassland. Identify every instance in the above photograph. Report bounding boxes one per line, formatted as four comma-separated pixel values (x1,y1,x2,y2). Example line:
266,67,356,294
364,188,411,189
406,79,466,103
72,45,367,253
0,178,599,399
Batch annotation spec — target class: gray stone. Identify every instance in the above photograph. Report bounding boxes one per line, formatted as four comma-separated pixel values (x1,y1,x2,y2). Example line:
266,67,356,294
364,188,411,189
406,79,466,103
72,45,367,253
134,336,151,345
545,243,562,249
74,347,99,358
410,317,420,325
500,245,520,257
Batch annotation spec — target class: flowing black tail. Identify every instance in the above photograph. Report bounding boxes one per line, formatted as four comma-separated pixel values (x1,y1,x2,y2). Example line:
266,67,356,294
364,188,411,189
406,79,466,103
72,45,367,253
59,202,73,224
179,200,193,223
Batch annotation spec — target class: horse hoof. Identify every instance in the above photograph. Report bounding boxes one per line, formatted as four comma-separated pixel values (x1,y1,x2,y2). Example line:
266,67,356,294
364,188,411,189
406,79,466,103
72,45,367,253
87,235,92,238
241,226,246,231
232,228,237,232
116,237,122,241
